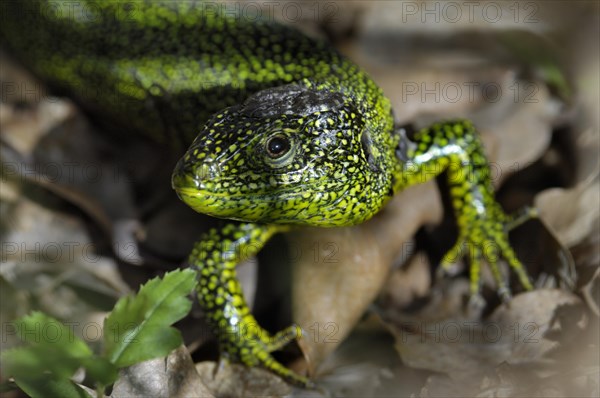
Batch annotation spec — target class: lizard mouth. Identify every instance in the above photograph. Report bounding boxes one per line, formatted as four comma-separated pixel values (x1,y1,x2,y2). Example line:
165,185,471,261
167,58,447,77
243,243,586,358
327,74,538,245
173,186,234,201
173,167,320,222
172,187,236,218
171,162,229,216
172,155,363,226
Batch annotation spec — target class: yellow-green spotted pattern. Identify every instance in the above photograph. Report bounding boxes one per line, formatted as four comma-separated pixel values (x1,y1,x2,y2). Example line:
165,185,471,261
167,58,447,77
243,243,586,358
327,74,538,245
1,0,532,388
396,120,533,295
0,0,391,149
188,221,310,386
172,88,395,226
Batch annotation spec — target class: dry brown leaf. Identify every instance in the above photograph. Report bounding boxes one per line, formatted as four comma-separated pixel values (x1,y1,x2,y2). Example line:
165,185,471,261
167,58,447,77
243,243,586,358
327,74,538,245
488,289,584,361
313,313,428,397
532,1,599,270
0,54,75,154
534,131,599,267
582,267,600,316
111,346,213,398
290,181,442,374
420,374,481,398
0,193,130,359
380,252,431,309
195,361,290,397
389,289,584,396
357,1,579,34
536,182,600,248
535,124,600,251
343,37,522,124
473,83,557,187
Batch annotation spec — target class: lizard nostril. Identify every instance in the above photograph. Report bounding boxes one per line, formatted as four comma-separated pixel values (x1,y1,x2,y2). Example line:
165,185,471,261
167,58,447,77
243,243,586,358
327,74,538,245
172,162,188,191
172,156,222,192
194,163,213,180
172,157,199,190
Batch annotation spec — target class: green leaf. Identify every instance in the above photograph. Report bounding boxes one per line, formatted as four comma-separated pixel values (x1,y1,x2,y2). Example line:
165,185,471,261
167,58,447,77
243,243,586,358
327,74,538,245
13,312,92,357
14,376,91,398
2,312,93,379
1,312,118,389
2,270,197,393
103,269,197,367
3,346,85,380
80,357,119,386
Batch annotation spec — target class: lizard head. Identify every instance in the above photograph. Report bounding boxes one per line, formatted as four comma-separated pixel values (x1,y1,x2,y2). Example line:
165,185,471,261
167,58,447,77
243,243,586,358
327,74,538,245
172,84,391,226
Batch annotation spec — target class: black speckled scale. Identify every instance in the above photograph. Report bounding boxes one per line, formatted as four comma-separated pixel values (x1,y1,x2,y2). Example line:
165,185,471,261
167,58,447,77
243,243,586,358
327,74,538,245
1,0,533,388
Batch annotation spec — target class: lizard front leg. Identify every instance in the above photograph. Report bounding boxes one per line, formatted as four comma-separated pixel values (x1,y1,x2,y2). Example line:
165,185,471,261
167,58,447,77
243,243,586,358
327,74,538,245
188,221,313,387
395,120,534,299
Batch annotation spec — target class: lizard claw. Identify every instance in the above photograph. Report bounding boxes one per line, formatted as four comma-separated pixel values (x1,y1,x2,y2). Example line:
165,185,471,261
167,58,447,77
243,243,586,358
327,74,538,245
220,322,313,388
440,206,533,299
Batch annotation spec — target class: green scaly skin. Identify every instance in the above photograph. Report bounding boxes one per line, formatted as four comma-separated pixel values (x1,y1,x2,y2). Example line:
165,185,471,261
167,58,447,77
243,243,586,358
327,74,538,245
1,0,533,388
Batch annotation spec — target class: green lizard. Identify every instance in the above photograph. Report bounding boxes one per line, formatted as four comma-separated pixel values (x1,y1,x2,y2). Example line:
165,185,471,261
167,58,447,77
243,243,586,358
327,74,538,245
1,0,533,388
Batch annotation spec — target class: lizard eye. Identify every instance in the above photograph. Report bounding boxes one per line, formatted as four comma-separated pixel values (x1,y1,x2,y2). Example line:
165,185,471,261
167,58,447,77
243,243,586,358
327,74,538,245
266,135,290,159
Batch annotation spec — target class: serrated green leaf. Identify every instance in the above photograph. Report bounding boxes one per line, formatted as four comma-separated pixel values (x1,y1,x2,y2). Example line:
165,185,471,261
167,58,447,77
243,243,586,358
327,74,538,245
14,376,91,398
2,346,84,380
2,312,118,389
103,269,196,367
110,327,182,367
2,312,93,380
14,312,92,357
